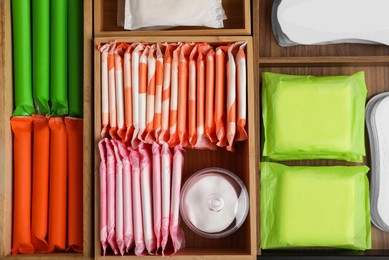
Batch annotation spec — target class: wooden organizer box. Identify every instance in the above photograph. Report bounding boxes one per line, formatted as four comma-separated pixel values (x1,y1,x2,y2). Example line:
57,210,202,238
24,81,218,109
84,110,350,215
254,0,389,258
94,0,251,37
0,0,93,259
93,36,257,259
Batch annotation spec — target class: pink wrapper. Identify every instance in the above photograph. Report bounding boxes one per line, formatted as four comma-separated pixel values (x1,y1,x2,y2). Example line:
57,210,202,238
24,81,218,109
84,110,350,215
235,42,248,142
118,142,134,252
170,146,185,254
112,140,125,255
98,140,108,255
152,142,162,250
161,142,172,255
153,43,165,141
167,44,182,147
129,149,145,256
105,139,119,254
139,143,157,254
188,45,198,147
108,42,118,139
145,45,157,143
99,44,110,138
215,46,228,147
138,46,150,141
205,48,218,143
131,43,144,148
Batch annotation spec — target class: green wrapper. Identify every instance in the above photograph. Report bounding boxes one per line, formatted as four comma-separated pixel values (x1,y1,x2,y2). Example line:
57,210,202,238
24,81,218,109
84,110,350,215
68,0,83,118
51,0,68,116
12,0,35,116
33,0,50,115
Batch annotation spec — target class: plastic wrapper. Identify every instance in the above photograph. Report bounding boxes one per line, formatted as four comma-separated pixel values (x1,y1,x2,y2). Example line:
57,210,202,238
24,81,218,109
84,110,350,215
262,71,367,162
12,0,34,116
235,42,248,142
115,43,127,140
31,116,50,252
32,0,50,115
195,43,216,150
130,149,145,256
48,117,67,252
205,48,217,143
145,45,157,143
122,0,227,30
105,139,119,254
167,44,182,147
99,43,110,138
139,46,150,141
161,142,172,254
154,44,165,141
260,162,371,250
11,117,34,254
214,46,228,147
188,45,198,147
108,42,118,139
170,146,185,254
139,143,157,254
131,43,144,147
124,44,135,142
152,142,162,249
98,139,108,255
112,140,125,255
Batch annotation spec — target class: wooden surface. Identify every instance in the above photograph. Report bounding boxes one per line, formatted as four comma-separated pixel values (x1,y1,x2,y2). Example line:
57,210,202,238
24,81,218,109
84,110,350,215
256,0,389,254
93,36,256,259
94,0,251,37
1,0,93,258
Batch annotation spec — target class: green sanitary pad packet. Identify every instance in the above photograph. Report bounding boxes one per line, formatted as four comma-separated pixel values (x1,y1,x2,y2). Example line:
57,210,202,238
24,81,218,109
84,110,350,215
262,72,367,162
260,162,371,250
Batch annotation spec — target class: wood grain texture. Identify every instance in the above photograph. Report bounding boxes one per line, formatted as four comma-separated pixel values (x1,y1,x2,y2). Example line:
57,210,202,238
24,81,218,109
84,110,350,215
93,36,256,259
94,0,250,37
1,0,93,258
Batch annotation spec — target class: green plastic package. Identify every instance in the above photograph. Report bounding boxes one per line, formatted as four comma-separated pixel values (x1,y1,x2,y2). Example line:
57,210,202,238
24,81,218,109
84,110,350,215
12,0,35,116
68,0,83,118
262,72,367,162
260,162,371,250
51,0,68,116
33,0,50,115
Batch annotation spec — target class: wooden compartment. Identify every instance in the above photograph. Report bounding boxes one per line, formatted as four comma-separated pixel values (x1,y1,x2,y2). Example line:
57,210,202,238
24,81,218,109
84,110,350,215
94,0,251,37
0,0,93,258
254,0,389,258
93,36,257,259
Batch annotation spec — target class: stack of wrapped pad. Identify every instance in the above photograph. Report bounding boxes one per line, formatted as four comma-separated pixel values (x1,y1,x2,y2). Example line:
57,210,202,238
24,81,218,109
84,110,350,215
98,141,185,256
261,72,372,250
10,0,83,255
272,0,389,46
99,41,248,151
366,93,389,231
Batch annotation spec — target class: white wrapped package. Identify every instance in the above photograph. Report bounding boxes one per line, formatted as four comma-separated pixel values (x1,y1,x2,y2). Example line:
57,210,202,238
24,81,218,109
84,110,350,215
122,0,227,30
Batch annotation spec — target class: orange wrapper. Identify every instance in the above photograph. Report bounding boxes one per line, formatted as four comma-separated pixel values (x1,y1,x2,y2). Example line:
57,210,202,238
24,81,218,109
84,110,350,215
65,118,83,253
205,48,218,143
195,44,216,150
177,43,195,147
123,44,135,143
145,44,156,143
48,117,68,252
138,46,149,141
167,44,182,147
11,117,35,255
226,43,240,151
214,46,228,147
131,43,144,148
115,43,128,140
235,42,248,142
108,42,118,139
188,45,198,147
99,43,110,138
159,44,176,144
153,43,165,141
31,116,50,253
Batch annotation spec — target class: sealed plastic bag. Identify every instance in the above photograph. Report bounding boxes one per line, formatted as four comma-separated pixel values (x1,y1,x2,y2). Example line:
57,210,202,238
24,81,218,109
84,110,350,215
99,43,110,138
108,42,118,139
161,142,172,254
154,43,165,141
115,43,127,140
139,46,150,141
188,45,198,147
262,72,367,162
98,139,108,255
260,162,371,250
145,45,157,143
131,43,144,147
235,42,248,142
152,142,162,250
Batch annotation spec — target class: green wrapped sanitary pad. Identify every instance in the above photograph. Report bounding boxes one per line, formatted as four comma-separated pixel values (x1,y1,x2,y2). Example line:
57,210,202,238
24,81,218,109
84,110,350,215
260,162,371,250
262,72,367,162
